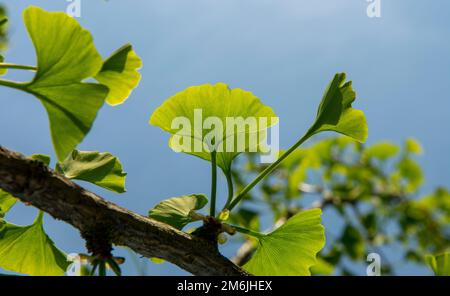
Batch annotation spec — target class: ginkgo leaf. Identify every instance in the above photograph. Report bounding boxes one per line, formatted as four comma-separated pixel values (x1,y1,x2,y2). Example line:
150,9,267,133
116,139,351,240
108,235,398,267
243,209,325,276
95,44,142,106
21,6,108,161
57,150,127,193
426,253,450,276
150,83,278,174
0,211,69,276
148,194,208,229
307,73,368,142
0,190,16,217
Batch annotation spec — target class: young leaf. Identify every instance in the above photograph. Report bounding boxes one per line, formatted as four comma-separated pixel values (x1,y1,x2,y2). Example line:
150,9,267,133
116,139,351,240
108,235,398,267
0,212,69,276
150,83,277,174
307,73,368,142
243,209,325,275
148,194,208,229
0,190,16,217
57,150,127,193
95,44,142,106
426,253,450,276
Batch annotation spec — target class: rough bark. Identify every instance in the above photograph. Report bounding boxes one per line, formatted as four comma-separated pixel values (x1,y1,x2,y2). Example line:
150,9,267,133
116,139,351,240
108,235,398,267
0,146,248,276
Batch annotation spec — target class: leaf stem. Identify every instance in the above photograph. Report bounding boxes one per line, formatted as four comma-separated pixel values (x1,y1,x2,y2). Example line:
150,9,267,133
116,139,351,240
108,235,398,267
0,78,28,90
0,63,37,71
232,224,264,239
222,172,234,211
98,260,106,276
209,151,217,216
228,132,311,211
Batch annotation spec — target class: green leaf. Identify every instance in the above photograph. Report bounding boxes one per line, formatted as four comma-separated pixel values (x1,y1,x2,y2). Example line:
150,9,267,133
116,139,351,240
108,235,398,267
363,142,400,161
57,150,127,193
0,190,16,217
426,253,450,276
243,209,325,275
30,153,51,166
150,83,278,174
148,194,208,229
0,212,69,276
95,44,142,106
310,258,334,275
21,6,108,161
0,6,7,52
405,138,423,155
396,157,423,192
0,54,6,76
308,73,368,142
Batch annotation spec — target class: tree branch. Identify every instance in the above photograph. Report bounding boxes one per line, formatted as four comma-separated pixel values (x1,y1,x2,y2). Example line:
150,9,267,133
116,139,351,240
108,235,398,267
0,146,248,276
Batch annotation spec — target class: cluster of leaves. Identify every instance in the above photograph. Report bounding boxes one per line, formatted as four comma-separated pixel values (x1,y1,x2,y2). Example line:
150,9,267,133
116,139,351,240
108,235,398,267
146,71,368,276
230,137,450,275
0,6,139,276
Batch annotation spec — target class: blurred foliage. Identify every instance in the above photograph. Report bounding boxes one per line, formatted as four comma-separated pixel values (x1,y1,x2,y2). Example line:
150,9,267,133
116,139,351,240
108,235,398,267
231,137,449,275
0,5,8,52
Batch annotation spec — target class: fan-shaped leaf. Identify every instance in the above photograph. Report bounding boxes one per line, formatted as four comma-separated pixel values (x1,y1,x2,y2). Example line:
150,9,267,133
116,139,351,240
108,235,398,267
21,6,108,161
150,83,277,174
0,212,69,276
243,209,325,275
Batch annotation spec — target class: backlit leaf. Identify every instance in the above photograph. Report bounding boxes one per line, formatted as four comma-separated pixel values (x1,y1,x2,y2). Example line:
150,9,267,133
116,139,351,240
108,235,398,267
0,190,16,217
0,211,69,276
21,6,108,161
95,44,142,106
307,73,368,142
243,209,325,275
150,83,278,174
57,150,127,193
148,194,208,230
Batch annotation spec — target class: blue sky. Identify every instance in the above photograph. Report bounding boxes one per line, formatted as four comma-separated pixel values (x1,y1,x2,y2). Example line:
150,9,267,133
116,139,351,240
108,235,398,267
1,0,449,275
